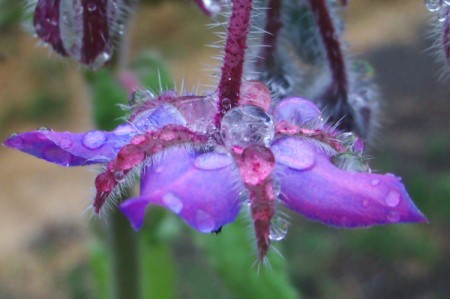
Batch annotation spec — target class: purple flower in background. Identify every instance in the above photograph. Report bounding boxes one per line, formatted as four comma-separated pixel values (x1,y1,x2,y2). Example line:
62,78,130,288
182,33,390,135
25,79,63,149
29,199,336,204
3,80,427,260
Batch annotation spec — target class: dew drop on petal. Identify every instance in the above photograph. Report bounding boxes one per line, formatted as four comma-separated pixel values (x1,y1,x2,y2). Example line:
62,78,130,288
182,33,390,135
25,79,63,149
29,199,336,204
196,210,216,233
82,131,107,149
193,152,233,170
272,138,315,171
59,137,73,150
272,97,324,129
162,192,183,214
385,190,401,207
239,80,272,111
387,210,401,222
220,105,275,149
371,179,380,186
361,199,370,208
269,215,289,241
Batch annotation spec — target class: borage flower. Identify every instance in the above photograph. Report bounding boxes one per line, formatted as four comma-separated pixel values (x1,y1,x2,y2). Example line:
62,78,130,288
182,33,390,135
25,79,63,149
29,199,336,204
3,80,426,260
6,0,427,261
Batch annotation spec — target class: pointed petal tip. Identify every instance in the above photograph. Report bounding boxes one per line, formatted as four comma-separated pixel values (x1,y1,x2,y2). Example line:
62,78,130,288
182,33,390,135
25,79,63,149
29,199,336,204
119,197,150,231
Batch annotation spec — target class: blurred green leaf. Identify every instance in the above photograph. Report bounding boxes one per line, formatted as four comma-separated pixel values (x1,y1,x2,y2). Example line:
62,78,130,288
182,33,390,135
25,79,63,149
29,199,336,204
195,214,300,299
0,0,23,29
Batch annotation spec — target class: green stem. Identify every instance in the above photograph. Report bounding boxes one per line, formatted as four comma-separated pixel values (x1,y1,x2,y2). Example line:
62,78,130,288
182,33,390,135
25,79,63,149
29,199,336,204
108,207,142,299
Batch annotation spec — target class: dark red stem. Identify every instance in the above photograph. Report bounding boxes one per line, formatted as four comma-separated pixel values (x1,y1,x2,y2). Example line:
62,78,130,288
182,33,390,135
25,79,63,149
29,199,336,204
307,0,348,105
217,0,253,124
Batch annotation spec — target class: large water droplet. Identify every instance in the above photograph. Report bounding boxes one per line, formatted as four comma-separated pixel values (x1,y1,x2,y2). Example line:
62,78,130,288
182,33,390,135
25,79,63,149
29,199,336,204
195,210,215,233
371,179,380,186
162,193,183,214
239,80,272,111
239,145,275,186
425,0,441,12
273,97,324,129
220,105,275,149
82,131,106,149
269,215,289,241
271,138,315,171
385,190,401,207
194,152,233,170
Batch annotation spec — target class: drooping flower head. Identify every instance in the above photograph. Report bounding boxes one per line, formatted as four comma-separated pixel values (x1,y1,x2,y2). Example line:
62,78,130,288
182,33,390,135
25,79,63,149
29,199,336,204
5,0,427,261
33,0,131,69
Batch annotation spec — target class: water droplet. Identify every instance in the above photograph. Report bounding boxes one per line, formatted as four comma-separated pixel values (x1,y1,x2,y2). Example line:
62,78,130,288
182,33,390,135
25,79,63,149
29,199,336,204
195,210,215,233
272,179,281,197
194,152,233,170
91,51,111,70
239,145,275,185
239,80,272,111
114,124,135,136
371,179,380,186
425,0,441,12
114,171,125,182
59,137,73,150
387,210,400,222
385,190,401,207
337,132,364,153
437,7,448,21
82,131,107,149
238,190,250,206
272,97,324,129
87,3,97,12
269,215,289,241
220,105,275,149
333,153,370,173
271,138,315,171
154,166,164,174
162,193,183,214
38,126,51,132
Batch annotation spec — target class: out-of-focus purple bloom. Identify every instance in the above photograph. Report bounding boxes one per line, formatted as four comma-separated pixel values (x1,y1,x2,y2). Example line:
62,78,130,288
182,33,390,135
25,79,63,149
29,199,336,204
33,0,128,69
3,81,427,260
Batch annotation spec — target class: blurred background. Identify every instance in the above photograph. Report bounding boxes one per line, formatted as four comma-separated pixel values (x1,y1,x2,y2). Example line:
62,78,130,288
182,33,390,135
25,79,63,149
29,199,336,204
0,0,449,298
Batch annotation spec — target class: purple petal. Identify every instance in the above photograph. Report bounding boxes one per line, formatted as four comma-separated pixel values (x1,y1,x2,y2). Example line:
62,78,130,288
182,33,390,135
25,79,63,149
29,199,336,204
271,137,427,227
3,126,136,166
120,145,244,232
34,0,68,56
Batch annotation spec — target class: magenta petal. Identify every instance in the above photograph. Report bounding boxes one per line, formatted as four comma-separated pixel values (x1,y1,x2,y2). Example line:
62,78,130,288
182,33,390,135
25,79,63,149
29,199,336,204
3,126,137,166
120,145,244,232
271,137,427,227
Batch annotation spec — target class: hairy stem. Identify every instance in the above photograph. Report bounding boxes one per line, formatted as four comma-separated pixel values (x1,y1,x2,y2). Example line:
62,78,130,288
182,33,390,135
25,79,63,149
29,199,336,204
217,0,253,123
307,0,348,105
256,0,282,70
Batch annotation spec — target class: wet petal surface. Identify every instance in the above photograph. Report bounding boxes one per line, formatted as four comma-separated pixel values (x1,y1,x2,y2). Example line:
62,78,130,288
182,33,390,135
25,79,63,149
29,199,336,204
120,145,244,232
271,137,427,227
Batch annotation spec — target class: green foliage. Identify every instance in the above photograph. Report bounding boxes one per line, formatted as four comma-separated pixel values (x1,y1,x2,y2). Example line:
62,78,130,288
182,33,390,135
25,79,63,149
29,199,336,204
195,214,300,299
0,0,23,29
